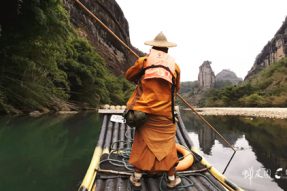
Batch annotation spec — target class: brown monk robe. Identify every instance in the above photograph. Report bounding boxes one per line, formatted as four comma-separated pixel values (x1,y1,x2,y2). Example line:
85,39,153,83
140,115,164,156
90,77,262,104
125,32,182,188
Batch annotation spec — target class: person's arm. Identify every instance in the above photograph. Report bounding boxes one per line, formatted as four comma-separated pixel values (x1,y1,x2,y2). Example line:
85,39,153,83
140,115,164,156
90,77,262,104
175,64,181,92
125,57,146,83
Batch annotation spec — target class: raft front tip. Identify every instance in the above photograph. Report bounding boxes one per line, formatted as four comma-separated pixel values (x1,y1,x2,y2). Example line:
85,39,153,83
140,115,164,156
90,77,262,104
78,186,88,191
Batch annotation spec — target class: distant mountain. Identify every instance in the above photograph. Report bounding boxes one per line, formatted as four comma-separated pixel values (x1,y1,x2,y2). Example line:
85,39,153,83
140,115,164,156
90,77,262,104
180,81,199,94
199,15,287,107
199,58,287,107
182,16,287,107
215,69,242,88
179,69,243,106
179,80,202,106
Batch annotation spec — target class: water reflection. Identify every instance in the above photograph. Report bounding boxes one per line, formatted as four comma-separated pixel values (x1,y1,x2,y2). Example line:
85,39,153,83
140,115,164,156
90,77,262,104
0,112,101,191
181,110,287,191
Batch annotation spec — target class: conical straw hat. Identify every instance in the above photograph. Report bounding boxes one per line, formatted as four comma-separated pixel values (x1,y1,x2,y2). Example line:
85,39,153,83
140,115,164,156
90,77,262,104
144,32,177,48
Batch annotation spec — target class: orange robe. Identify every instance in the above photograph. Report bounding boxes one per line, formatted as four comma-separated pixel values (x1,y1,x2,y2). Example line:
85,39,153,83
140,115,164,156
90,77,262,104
125,57,180,119
126,56,180,172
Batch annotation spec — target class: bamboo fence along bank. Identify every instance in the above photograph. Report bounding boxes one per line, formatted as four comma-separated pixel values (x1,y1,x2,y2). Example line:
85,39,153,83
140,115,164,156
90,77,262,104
78,105,244,191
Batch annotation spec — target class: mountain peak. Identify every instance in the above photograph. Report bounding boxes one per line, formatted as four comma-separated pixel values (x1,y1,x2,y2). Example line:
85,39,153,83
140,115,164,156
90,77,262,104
215,69,242,87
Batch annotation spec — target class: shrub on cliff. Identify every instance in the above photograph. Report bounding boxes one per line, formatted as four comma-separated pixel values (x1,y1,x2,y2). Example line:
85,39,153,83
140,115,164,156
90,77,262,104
0,0,132,114
239,93,268,107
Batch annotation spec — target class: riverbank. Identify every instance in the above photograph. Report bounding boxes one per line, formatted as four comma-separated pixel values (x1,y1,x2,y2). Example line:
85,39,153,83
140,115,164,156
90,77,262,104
187,107,287,119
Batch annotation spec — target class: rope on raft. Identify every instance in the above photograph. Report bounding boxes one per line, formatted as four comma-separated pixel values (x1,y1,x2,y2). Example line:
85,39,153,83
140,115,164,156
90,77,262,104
96,124,224,191
98,126,134,172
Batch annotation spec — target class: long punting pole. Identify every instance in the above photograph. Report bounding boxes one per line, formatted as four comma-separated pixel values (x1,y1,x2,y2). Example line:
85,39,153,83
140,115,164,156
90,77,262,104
74,1,239,190
74,0,235,152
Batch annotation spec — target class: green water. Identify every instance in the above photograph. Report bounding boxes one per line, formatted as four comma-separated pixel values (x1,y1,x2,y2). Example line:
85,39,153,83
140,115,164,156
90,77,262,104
0,112,101,191
1,111,286,191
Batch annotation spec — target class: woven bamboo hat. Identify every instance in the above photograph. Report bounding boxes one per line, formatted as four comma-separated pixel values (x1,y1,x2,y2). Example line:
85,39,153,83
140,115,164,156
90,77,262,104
144,32,177,48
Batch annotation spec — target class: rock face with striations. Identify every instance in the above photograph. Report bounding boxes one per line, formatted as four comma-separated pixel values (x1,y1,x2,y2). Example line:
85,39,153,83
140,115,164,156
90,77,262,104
245,16,287,80
64,0,143,75
198,61,215,90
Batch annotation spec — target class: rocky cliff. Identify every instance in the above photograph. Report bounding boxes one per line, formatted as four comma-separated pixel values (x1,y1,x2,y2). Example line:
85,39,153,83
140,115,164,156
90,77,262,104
198,61,215,90
0,0,137,114
245,16,287,80
64,0,143,75
215,69,242,88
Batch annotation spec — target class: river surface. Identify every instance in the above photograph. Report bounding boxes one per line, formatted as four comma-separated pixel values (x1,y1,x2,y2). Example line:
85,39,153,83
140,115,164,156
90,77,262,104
0,112,286,191
0,112,102,191
181,110,287,191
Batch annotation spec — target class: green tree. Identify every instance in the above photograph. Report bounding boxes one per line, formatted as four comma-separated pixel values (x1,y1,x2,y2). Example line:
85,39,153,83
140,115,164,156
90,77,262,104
0,0,133,114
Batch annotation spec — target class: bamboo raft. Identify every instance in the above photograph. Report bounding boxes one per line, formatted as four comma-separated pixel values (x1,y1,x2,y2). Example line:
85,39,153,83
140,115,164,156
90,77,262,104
79,106,243,191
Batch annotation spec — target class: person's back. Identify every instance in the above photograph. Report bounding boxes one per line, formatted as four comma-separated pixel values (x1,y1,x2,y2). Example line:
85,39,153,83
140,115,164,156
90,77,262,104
125,32,182,189
125,52,180,119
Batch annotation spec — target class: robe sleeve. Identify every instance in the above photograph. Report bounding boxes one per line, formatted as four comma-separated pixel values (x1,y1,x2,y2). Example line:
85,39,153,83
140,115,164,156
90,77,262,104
125,57,146,83
175,64,181,92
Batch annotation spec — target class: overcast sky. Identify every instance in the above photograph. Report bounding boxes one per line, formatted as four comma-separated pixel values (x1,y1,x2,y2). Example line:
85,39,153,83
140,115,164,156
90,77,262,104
115,0,287,81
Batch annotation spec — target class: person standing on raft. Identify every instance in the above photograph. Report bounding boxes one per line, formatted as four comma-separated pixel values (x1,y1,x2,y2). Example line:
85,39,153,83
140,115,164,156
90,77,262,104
125,32,181,189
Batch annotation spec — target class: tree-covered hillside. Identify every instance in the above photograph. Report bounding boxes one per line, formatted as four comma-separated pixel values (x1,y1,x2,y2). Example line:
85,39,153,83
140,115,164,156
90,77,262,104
200,58,287,107
0,0,133,114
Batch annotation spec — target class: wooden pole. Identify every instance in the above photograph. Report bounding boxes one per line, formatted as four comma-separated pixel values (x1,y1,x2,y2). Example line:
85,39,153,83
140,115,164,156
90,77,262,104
74,0,236,152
